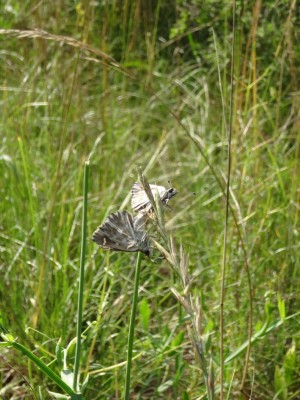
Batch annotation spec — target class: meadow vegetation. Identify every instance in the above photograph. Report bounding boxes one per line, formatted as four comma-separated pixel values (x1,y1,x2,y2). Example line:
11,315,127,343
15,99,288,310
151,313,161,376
0,0,299,399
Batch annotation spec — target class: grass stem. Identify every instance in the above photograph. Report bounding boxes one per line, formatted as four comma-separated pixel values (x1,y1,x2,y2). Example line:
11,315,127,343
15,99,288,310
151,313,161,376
220,1,236,398
73,160,90,392
124,251,142,400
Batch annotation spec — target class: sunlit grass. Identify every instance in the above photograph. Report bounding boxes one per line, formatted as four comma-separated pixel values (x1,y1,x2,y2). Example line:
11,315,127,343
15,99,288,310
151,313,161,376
0,1,299,399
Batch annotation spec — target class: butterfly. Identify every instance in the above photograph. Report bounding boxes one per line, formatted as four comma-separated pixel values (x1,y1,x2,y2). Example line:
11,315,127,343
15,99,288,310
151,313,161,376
92,211,151,256
131,182,177,213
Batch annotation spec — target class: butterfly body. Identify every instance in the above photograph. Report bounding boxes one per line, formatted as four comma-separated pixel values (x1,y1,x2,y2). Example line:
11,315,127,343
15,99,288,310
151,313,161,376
131,182,177,213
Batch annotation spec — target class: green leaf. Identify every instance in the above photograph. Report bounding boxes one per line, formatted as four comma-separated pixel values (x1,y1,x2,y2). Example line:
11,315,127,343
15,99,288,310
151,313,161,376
264,300,275,318
65,337,77,360
56,338,64,370
139,297,150,332
0,314,9,334
48,392,69,399
283,341,296,387
1,332,15,342
168,331,184,357
38,386,44,400
0,341,13,347
157,380,173,393
182,391,190,400
274,365,287,400
277,294,286,321
171,331,184,348
204,319,214,334
81,373,89,393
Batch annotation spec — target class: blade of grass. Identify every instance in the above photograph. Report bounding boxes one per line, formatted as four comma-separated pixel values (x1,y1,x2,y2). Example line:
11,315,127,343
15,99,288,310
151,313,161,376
73,160,89,391
220,1,236,398
213,5,253,395
124,251,142,400
17,136,38,254
212,29,228,138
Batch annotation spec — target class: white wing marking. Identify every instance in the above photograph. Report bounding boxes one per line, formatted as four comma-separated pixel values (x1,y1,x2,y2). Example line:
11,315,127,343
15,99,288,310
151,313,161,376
131,182,167,212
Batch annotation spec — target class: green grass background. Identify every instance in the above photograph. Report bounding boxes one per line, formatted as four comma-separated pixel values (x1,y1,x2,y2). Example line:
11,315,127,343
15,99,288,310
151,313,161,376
0,0,299,399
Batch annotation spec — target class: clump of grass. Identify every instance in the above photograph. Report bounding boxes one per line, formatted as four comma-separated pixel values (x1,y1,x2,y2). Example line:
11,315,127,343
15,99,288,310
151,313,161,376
1,1,300,398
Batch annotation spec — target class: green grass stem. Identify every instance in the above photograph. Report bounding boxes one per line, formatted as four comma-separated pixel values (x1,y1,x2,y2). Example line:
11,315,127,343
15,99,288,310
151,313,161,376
124,251,142,400
73,160,90,392
17,136,38,250
220,2,236,398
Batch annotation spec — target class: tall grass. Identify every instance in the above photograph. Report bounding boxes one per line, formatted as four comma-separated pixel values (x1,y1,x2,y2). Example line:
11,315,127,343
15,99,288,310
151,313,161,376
0,1,299,399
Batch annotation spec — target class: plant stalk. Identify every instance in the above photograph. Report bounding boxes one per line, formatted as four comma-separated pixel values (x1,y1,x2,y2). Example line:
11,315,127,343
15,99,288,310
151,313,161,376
220,1,236,398
124,251,142,400
73,160,89,391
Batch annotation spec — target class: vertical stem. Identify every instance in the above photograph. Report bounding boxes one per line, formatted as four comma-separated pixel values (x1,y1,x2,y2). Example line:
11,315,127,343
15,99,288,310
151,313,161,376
17,137,37,245
124,251,142,400
73,160,89,391
220,1,236,399
212,28,229,137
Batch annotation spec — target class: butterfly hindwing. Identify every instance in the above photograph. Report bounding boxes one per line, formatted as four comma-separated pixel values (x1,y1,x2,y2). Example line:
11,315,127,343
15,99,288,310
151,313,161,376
92,211,151,256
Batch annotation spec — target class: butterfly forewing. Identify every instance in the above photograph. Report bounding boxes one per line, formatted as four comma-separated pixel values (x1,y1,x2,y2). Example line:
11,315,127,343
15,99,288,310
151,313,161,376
131,181,177,213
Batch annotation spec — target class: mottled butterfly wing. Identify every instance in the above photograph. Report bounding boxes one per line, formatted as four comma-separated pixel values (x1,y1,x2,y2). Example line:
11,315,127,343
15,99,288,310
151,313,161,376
92,211,151,256
131,181,177,213
92,211,134,250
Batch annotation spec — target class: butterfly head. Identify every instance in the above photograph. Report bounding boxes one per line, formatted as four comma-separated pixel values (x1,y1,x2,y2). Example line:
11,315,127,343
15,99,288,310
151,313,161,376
167,187,177,197
163,187,177,203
